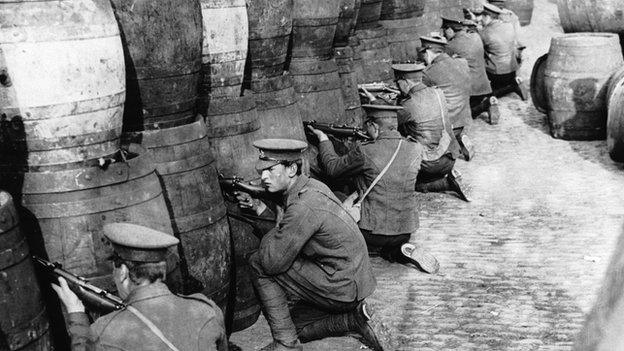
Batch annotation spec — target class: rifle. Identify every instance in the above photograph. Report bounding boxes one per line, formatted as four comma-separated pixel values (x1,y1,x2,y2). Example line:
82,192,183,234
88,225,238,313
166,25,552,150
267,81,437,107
304,121,372,141
218,174,269,198
33,256,126,312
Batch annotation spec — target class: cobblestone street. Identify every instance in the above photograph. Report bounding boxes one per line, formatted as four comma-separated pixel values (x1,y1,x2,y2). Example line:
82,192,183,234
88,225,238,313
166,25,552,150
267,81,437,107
230,0,624,349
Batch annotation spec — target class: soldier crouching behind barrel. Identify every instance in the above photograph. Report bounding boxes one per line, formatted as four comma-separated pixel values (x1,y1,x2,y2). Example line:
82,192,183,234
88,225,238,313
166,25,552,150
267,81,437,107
307,105,440,275
391,63,472,202
232,138,394,350
51,223,228,351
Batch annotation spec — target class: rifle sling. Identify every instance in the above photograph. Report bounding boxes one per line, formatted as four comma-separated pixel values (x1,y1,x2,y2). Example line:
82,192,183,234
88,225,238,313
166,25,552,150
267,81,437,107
126,306,180,351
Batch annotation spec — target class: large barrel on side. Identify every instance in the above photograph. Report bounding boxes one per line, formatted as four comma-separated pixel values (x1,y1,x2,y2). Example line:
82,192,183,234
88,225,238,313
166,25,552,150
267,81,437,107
200,0,249,98
380,0,425,20
111,0,202,131
14,146,181,294
530,53,548,114
506,0,534,26
204,94,262,332
246,0,293,80
558,0,624,34
380,17,427,62
250,75,307,140
355,26,393,84
334,0,362,46
334,46,365,126
291,0,342,59
356,0,383,29
544,33,623,140
0,0,125,169
125,120,231,310
606,67,624,162
0,192,51,351
290,58,348,124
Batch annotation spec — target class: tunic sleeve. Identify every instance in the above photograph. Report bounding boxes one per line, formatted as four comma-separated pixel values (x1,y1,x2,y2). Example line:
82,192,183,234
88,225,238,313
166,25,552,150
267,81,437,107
318,139,366,178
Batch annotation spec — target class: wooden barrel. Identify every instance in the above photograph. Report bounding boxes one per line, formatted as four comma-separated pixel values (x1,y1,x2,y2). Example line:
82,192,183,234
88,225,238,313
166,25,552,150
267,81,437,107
250,75,307,140
544,33,623,140
354,26,393,84
349,36,367,84
246,0,293,80
335,0,362,47
291,0,342,59
505,0,534,26
204,94,262,332
111,0,202,131
356,0,383,29
530,53,548,114
14,146,181,294
124,120,231,310
380,17,428,62
558,0,624,34
290,58,348,124
0,0,125,169
200,0,248,98
380,0,426,20
606,67,624,162
0,192,51,351
334,46,365,126
420,0,464,36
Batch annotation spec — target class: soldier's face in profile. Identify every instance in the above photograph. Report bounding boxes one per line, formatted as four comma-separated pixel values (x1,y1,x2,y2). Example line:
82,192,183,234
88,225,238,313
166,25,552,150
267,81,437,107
260,163,294,193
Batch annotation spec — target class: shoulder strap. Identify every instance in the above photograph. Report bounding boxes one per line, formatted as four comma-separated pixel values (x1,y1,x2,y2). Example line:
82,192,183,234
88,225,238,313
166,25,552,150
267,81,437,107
126,305,180,351
357,139,403,205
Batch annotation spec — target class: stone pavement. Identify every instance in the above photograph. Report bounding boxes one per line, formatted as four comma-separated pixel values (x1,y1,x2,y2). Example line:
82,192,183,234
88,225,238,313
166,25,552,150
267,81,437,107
229,0,624,349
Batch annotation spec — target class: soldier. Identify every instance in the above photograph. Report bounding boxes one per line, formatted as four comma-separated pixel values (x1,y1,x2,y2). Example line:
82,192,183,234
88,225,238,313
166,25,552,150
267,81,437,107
234,139,392,351
419,35,476,161
392,63,471,202
441,16,500,124
51,223,228,351
488,0,526,65
480,3,528,100
308,105,440,274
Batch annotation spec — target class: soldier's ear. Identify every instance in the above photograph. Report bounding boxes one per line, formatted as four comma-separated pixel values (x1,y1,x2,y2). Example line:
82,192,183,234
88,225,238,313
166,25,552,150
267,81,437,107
286,162,298,178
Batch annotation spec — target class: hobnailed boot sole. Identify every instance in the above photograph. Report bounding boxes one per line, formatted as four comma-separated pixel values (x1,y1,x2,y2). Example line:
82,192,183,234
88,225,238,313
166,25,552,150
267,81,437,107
460,134,475,161
488,97,500,125
400,243,440,274
351,303,396,351
447,172,472,202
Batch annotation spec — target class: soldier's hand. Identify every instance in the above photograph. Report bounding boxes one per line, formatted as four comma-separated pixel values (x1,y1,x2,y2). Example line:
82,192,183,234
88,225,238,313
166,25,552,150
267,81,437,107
51,277,86,313
235,191,267,215
306,125,329,142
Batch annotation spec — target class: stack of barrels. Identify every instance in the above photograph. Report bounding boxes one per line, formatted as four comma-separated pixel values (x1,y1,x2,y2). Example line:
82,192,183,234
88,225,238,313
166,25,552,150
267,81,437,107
353,0,394,84
379,0,427,62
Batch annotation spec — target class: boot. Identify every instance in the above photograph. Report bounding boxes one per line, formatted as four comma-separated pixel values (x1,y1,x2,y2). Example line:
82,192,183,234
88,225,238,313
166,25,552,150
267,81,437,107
349,302,395,351
488,96,500,125
514,76,528,101
400,242,440,274
460,134,475,161
415,177,449,193
259,340,303,351
447,171,471,202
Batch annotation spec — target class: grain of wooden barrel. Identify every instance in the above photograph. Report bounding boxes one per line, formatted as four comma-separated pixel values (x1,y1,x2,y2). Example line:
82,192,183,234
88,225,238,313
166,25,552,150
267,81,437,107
14,146,181,296
291,0,342,59
204,94,262,332
380,17,428,62
0,0,125,169
200,0,249,98
249,74,307,140
0,191,51,351
334,46,365,126
111,0,202,131
557,0,624,34
290,58,349,124
530,53,549,114
380,0,426,20
356,0,383,29
335,0,362,46
544,33,623,140
246,0,293,80
354,26,393,84
606,67,624,162
349,36,367,84
505,0,534,26
124,119,231,310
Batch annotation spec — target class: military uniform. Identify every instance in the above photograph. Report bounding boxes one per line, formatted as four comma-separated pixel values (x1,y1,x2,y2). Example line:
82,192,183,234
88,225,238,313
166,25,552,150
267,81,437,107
66,223,228,351
244,139,385,350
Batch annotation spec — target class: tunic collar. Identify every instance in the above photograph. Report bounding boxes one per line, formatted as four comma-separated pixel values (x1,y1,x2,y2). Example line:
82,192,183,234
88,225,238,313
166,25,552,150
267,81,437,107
432,52,452,65
284,174,310,206
125,281,172,305
376,129,403,140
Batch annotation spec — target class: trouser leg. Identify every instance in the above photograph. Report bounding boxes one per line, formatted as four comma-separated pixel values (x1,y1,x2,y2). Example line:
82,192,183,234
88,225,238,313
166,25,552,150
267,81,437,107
470,94,490,118
416,156,455,193
488,72,518,98
360,230,411,263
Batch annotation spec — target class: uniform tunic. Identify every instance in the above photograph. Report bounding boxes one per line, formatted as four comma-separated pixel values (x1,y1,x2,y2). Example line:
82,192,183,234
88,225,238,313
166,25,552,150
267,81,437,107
67,282,228,351
318,130,421,236
421,53,472,129
480,19,519,75
446,30,492,96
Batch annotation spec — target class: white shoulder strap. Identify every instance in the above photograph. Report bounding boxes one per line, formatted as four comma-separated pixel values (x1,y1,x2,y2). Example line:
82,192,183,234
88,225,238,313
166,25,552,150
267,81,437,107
357,139,403,205
126,305,181,351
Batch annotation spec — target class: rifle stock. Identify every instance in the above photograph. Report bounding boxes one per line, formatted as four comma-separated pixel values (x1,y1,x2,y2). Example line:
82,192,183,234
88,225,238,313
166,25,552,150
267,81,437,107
33,256,125,313
303,121,372,141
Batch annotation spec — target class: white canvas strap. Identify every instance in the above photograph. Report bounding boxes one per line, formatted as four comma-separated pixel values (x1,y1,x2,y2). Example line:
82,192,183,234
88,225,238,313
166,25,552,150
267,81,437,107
126,306,180,351
356,139,403,205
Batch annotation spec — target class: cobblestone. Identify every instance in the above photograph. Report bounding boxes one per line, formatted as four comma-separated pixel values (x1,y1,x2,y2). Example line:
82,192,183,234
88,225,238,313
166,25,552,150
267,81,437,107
229,0,624,349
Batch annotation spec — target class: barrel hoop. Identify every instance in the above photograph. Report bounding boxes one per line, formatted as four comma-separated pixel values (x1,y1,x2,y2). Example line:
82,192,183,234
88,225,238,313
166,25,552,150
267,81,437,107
292,17,339,27
200,0,246,9
204,118,261,138
0,24,119,44
248,30,292,41
204,50,247,64
201,73,245,87
173,206,228,233
136,119,207,148
289,59,339,75
0,91,125,121
154,152,215,176
205,95,257,115
142,98,198,119
0,237,28,270
254,90,297,110
5,307,49,351
23,129,120,151
134,60,202,78
23,173,162,218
